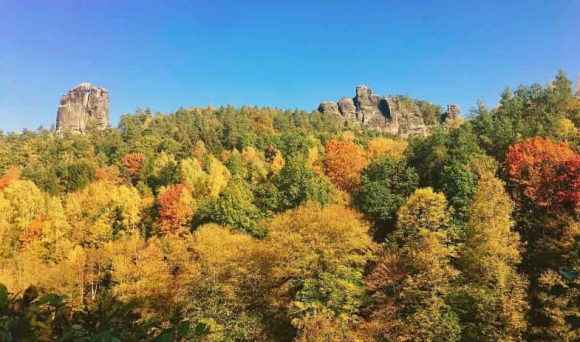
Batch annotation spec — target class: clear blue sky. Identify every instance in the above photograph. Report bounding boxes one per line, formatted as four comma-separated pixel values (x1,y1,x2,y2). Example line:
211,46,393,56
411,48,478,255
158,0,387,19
1,0,579,132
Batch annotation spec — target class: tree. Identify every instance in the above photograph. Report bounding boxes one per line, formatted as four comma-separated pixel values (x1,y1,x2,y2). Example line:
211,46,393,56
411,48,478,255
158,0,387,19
324,139,368,192
277,153,334,210
365,137,408,160
121,152,145,185
505,136,580,210
0,180,46,257
0,166,19,191
156,183,195,236
265,203,375,341
181,224,275,341
206,156,231,198
65,181,142,246
178,157,208,196
453,173,528,341
359,188,460,341
440,160,476,223
353,157,418,240
195,179,262,236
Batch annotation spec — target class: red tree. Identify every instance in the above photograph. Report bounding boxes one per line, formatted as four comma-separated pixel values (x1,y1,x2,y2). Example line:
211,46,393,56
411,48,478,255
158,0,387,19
505,137,580,209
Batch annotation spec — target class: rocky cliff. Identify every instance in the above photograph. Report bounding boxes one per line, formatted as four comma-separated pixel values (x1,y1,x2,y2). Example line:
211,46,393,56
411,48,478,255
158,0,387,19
318,85,461,136
440,104,461,123
56,83,109,134
318,85,429,137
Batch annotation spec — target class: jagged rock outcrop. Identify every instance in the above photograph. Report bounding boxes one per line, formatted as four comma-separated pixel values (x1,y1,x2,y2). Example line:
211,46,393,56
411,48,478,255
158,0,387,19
56,83,109,134
440,104,461,123
318,85,428,137
318,101,340,117
338,97,357,122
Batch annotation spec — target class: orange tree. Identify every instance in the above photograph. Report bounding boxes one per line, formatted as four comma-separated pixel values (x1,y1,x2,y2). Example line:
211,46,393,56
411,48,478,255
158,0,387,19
324,139,367,193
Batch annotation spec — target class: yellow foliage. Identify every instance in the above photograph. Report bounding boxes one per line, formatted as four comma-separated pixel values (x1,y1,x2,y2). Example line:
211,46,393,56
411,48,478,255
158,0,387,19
265,203,375,338
306,147,324,175
270,151,286,177
65,181,142,246
365,137,408,160
110,233,196,321
241,147,268,182
555,118,578,142
179,157,208,196
207,156,231,198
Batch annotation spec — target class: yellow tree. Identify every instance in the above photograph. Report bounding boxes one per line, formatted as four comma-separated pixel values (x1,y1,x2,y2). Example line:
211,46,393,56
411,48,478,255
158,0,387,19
207,156,231,198
365,137,408,160
266,203,375,341
360,188,460,341
0,180,45,257
65,181,142,246
109,233,196,321
180,224,275,341
241,147,268,183
179,157,208,196
455,172,528,341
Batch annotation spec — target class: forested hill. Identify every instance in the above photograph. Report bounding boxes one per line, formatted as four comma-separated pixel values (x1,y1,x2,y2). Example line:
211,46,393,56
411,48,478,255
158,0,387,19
1,71,580,341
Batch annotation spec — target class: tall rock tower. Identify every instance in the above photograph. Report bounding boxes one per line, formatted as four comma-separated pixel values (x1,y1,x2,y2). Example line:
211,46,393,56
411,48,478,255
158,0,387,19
56,83,109,134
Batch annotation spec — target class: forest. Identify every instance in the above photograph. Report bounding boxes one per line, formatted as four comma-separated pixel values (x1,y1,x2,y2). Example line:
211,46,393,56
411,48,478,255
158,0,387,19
1,71,580,341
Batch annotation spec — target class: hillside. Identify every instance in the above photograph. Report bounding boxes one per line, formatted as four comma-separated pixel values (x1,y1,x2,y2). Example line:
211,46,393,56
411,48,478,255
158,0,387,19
1,71,580,341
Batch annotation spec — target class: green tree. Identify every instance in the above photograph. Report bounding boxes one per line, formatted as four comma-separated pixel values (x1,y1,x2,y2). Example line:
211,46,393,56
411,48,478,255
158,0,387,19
353,157,418,240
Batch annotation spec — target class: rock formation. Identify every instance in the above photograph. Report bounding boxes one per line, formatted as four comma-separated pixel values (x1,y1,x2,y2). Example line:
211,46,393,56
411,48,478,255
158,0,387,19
318,85,428,137
440,104,461,123
576,73,580,96
56,83,109,134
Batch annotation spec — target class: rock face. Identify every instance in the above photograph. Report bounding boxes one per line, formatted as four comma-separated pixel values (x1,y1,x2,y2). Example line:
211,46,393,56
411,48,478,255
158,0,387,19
576,73,580,96
56,83,109,134
318,85,428,136
440,104,461,123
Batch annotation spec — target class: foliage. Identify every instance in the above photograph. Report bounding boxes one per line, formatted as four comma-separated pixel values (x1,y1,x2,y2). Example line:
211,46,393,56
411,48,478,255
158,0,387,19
0,71,578,341
353,157,419,239
324,139,368,192
265,203,375,340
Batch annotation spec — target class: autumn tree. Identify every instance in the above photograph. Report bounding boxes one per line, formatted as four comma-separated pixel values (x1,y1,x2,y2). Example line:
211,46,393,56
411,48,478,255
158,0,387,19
206,156,231,198
0,166,19,191
109,233,196,322
180,224,276,341
95,165,124,185
505,136,580,209
324,139,368,192
121,152,145,185
359,188,460,341
0,180,46,257
452,172,528,341
365,137,408,160
265,203,375,341
178,157,208,196
156,183,195,236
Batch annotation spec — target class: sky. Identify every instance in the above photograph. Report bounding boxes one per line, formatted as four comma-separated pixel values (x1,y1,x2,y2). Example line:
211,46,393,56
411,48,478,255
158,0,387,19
0,0,579,132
